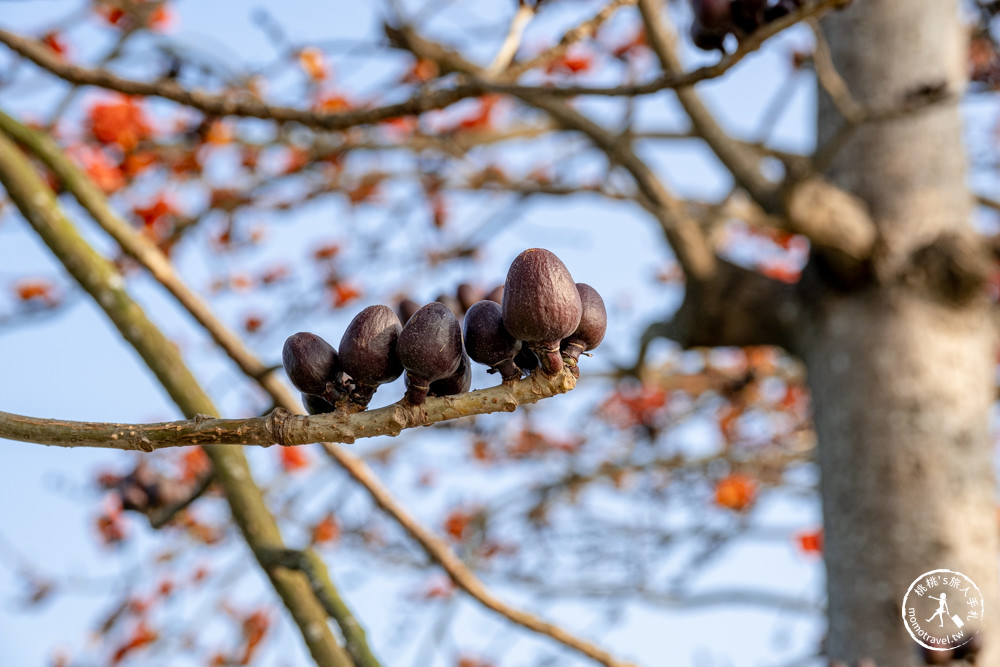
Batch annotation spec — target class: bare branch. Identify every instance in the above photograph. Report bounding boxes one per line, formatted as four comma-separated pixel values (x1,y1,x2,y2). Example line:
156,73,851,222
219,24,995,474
977,193,1000,213
0,0,850,135
808,19,864,123
0,28,480,131
0,129,363,667
637,0,876,272
485,0,852,96
147,471,214,529
324,442,637,667
259,549,381,667
638,0,777,209
0,370,576,450
501,0,637,79
487,2,536,76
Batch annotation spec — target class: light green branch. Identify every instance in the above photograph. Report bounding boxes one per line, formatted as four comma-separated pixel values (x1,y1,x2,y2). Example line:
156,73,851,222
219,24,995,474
0,129,363,667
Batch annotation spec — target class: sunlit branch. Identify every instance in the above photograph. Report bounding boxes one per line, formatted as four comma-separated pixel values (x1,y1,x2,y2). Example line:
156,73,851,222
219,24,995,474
501,0,637,79
258,548,381,667
0,0,850,137
0,28,480,131
486,2,536,75
0,128,365,667
0,370,576,451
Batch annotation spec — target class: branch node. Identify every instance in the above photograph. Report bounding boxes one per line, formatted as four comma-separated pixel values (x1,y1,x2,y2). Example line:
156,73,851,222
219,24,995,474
782,176,876,261
268,407,291,447
902,231,991,306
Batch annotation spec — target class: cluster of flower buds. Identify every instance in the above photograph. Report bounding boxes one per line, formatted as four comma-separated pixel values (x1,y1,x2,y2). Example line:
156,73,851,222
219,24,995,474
689,0,806,51
282,248,607,412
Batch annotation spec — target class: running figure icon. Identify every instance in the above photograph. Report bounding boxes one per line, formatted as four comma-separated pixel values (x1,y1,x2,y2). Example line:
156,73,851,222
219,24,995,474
926,593,950,628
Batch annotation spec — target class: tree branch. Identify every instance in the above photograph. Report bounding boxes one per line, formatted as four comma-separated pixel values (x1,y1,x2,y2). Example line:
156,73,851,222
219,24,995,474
481,0,852,96
501,0,636,79
0,130,363,667
147,470,214,529
486,1,536,76
666,259,803,351
637,0,777,208
259,549,381,667
331,446,637,667
0,28,479,131
0,370,576,450
0,0,847,135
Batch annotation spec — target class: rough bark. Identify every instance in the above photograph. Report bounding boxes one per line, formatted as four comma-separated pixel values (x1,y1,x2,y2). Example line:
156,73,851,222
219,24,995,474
803,1,1000,663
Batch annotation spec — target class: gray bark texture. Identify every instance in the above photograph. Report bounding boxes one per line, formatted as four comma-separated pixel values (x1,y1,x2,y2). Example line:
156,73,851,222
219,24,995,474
804,0,1000,663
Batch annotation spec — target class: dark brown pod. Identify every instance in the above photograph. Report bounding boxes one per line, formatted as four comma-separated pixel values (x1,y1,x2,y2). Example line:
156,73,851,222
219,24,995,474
689,18,727,52
514,346,539,374
428,352,472,397
339,305,404,406
463,300,521,381
117,462,162,513
485,285,503,304
763,0,796,22
692,0,732,31
398,302,464,405
282,332,341,403
456,283,482,313
434,293,463,320
561,283,607,364
731,0,766,35
302,393,337,415
397,297,420,325
502,248,582,375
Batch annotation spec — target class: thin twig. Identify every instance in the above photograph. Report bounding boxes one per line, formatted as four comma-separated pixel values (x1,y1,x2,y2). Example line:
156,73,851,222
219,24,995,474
977,193,1000,213
148,471,215,529
487,2,535,76
502,0,637,79
808,19,864,123
0,28,480,131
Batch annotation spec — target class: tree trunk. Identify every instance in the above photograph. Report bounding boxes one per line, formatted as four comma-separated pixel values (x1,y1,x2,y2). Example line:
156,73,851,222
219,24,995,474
803,1,1000,663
